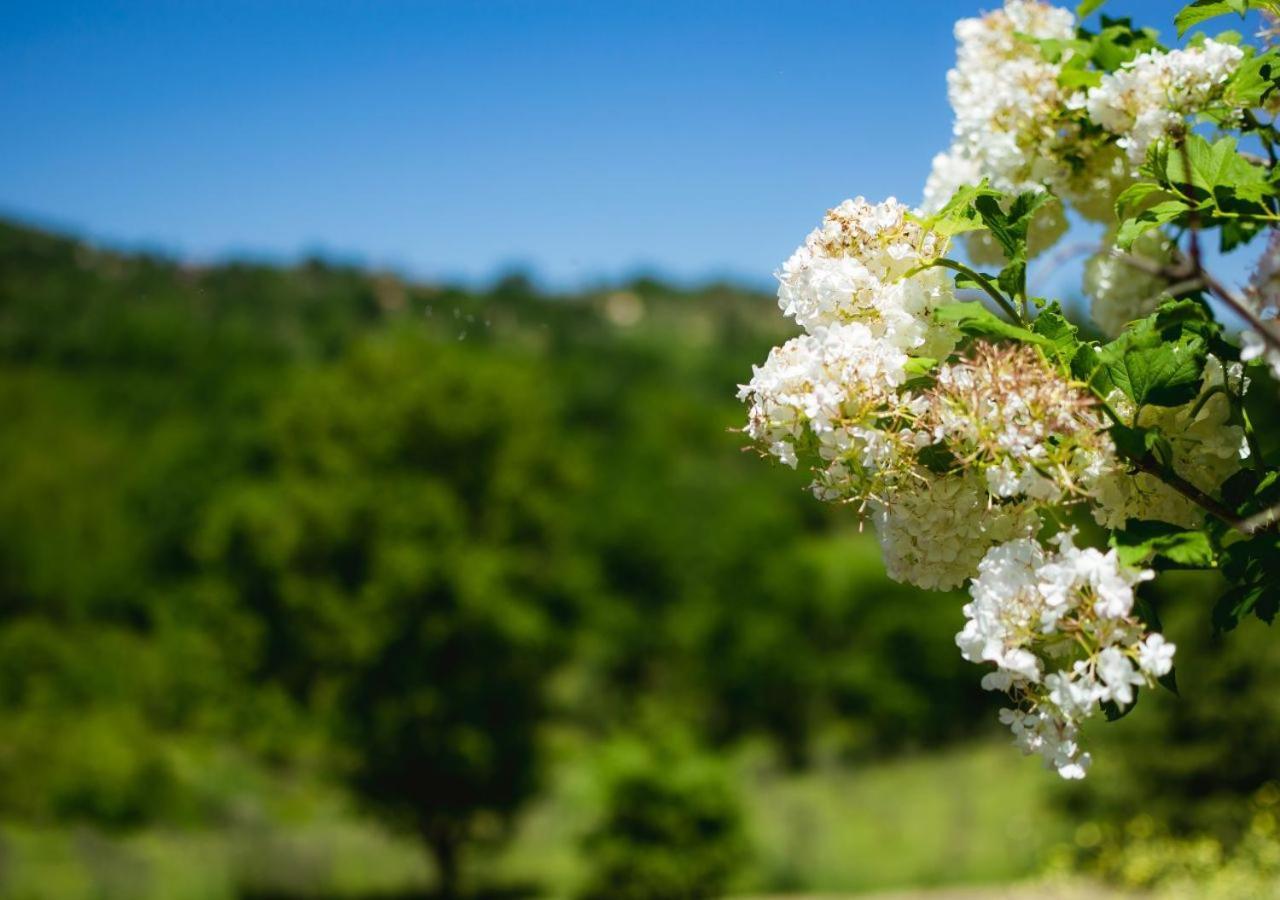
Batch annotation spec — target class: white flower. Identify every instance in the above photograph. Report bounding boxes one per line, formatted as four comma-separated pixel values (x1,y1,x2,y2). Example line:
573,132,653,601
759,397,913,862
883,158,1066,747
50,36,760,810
1137,633,1176,678
739,322,919,504
924,342,1118,504
1046,669,1100,719
946,1,1078,196
1086,40,1245,162
1084,231,1176,337
776,197,957,357
1096,646,1144,706
872,472,1039,591
960,532,1166,779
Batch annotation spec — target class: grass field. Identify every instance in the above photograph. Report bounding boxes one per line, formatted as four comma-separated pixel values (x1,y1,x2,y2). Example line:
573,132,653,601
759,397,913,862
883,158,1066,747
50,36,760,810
0,742,1073,899
488,740,1072,898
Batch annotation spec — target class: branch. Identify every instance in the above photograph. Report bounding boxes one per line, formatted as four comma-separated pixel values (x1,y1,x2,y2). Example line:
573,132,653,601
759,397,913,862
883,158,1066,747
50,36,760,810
1130,454,1250,533
926,258,1024,325
1241,502,1280,534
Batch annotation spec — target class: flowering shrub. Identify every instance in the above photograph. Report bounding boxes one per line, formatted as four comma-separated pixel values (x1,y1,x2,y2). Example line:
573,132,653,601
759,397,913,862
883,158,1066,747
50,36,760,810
741,0,1280,779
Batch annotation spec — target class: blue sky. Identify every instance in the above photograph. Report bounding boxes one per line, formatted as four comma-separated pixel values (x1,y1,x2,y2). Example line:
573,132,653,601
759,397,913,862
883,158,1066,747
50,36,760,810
0,0,1224,288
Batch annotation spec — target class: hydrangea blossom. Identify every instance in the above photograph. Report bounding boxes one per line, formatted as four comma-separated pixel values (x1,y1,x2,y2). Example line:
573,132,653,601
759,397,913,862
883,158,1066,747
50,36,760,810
741,0,1271,780
776,197,957,358
1084,231,1177,337
1243,229,1280,381
1084,39,1245,163
923,342,1118,503
959,533,1169,778
738,322,922,505
871,472,1040,591
944,0,1076,196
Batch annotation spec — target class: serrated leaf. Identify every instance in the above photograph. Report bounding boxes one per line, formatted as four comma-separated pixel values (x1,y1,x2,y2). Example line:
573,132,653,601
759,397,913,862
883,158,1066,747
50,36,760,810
1175,0,1251,37
924,181,1003,238
1116,200,1189,250
1227,49,1280,108
1104,337,1207,407
935,302,1047,346
1031,303,1081,369
1112,520,1217,568
1155,133,1272,210
1114,181,1175,221
1072,342,1116,394
903,356,938,377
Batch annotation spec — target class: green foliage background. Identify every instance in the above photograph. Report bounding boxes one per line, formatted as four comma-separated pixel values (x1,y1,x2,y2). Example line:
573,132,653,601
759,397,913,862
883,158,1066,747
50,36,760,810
0,218,1277,897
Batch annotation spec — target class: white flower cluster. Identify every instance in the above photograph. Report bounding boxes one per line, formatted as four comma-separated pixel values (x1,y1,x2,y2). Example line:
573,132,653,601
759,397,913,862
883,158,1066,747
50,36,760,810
924,343,1118,503
741,197,963,510
941,0,1075,198
742,0,1264,779
926,1,1246,328
776,197,957,358
738,321,919,499
872,472,1039,591
1084,40,1245,163
1244,229,1280,381
1083,231,1176,337
932,2,1246,206
959,533,1172,779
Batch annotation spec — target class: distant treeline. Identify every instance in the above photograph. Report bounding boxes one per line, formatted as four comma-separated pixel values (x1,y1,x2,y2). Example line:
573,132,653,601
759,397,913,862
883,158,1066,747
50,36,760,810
2,219,1278,898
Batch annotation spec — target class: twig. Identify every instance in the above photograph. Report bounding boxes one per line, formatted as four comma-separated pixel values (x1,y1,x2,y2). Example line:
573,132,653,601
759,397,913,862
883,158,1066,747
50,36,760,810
927,258,1024,325
1240,500,1280,534
1033,240,1102,297
1130,454,1250,532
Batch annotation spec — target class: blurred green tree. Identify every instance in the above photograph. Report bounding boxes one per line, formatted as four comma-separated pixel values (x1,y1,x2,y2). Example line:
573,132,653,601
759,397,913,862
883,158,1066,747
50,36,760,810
198,331,584,896
577,733,748,900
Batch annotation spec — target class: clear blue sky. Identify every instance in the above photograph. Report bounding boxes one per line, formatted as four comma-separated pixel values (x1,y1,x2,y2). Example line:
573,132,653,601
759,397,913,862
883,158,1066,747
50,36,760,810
0,0,1207,288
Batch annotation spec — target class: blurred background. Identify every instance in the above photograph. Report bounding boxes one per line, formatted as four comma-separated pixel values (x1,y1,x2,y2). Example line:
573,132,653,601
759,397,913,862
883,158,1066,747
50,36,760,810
3,2,1280,898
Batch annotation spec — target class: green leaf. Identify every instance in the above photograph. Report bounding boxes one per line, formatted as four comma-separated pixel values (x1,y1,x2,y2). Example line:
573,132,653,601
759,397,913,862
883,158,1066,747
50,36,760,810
1213,582,1279,632
951,268,998,292
1114,181,1176,221
1058,66,1104,90
1112,519,1217,569
917,442,959,475
974,191,1053,262
1175,0,1252,37
1185,134,1271,205
1103,337,1207,407
1090,19,1163,72
934,302,1046,347
1227,49,1280,108
1102,692,1138,721
1116,200,1189,250
1076,0,1107,16
1071,342,1116,394
1216,527,1280,631
1031,303,1081,370
924,181,1004,238
1146,134,1273,222
903,356,938,377
1094,298,1217,407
